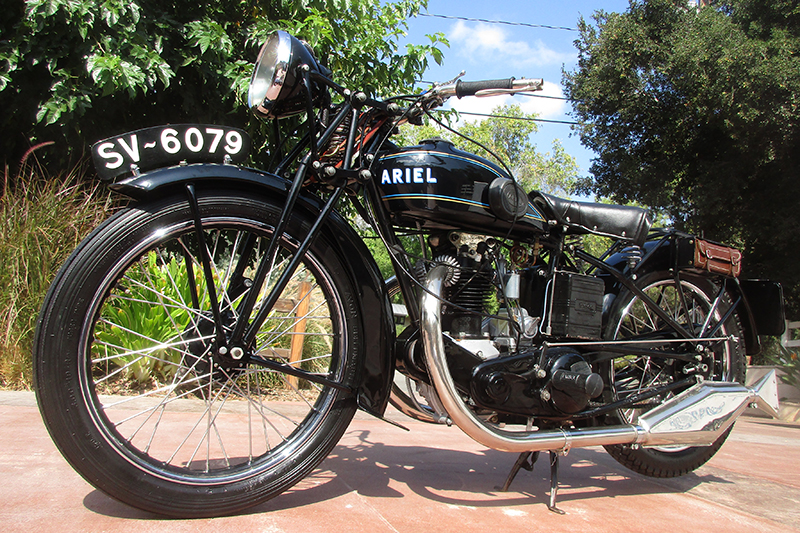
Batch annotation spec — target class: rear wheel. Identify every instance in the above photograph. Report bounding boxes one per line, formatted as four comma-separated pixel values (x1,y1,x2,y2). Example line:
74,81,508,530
34,190,361,516
602,271,746,477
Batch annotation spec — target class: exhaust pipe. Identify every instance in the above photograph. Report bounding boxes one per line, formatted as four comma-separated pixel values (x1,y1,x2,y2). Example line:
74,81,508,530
421,265,779,454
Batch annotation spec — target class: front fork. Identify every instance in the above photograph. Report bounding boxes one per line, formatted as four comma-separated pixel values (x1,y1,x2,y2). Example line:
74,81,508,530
181,158,349,392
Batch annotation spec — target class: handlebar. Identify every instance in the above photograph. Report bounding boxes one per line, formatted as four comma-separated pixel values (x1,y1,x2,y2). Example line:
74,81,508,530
429,77,544,100
457,78,514,98
382,77,545,125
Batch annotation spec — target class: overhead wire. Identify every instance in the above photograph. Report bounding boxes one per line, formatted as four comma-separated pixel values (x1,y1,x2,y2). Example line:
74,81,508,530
433,110,583,126
414,16,583,125
409,14,594,128
418,13,579,32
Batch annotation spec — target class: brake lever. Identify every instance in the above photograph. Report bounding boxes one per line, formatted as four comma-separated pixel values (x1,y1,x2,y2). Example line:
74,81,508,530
422,71,466,109
435,70,466,89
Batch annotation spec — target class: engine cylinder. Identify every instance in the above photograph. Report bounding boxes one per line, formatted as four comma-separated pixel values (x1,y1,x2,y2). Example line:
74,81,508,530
442,262,492,338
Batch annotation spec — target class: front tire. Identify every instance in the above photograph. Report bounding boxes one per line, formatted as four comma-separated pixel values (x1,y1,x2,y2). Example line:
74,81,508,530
34,189,362,516
602,271,746,478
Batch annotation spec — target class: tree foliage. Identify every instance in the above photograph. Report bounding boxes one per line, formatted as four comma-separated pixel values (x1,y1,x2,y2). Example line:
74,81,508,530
401,105,580,196
0,0,446,167
563,0,800,315
361,105,579,279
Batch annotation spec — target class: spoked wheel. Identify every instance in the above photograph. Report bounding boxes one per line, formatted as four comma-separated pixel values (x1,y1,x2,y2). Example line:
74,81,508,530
602,271,746,477
34,189,361,517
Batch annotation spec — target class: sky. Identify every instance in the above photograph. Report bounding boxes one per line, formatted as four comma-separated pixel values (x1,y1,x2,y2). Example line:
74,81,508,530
397,0,632,181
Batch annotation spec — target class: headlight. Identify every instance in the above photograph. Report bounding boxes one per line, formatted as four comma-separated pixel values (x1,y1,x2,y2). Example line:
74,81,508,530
248,31,324,119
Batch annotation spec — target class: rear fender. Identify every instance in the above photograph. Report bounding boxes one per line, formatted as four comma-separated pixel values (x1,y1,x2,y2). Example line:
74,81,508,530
601,236,770,356
110,163,396,416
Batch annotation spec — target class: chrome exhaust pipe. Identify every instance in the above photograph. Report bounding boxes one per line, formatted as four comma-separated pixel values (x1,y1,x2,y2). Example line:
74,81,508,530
637,370,778,447
420,265,779,454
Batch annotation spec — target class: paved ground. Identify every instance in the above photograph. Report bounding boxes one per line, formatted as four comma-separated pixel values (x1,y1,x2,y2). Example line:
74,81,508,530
1,390,799,533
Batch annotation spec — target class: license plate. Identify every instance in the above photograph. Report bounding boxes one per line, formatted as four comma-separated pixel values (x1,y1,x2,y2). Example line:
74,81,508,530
91,124,251,180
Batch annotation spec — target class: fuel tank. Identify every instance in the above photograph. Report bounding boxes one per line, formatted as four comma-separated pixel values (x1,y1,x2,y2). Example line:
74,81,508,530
375,138,547,239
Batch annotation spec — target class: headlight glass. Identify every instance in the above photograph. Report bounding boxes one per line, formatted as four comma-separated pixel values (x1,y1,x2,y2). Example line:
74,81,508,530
248,32,291,117
248,31,323,120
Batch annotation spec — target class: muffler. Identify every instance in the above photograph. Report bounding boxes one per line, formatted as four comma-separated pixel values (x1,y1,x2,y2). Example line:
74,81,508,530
421,265,779,454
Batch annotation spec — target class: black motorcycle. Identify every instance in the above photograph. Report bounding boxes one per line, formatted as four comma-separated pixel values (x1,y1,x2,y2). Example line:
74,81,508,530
34,30,785,517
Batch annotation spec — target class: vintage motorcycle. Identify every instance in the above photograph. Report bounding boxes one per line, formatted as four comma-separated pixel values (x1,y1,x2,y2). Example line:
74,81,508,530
34,31,785,517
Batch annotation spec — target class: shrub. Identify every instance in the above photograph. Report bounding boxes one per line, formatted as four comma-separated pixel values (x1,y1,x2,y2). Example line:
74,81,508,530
766,345,800,392
0,154,117,388
1,0,446,170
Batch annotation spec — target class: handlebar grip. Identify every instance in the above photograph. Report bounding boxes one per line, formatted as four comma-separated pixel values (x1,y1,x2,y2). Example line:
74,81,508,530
455,78,515,98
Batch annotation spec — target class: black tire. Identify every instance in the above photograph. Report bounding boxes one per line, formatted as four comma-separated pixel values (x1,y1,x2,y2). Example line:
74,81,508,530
602,271,746,478
33,189,362,517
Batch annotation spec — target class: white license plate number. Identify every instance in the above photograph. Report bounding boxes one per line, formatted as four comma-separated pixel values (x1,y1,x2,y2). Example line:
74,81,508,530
91,124,250,180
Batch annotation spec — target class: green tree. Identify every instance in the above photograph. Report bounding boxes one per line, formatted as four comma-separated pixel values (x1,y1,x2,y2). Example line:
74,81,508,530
563,0,800,315
401,104,579,196
0,0,446,168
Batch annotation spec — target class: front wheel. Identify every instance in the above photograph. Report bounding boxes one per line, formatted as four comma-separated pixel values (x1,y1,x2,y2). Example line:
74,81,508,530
34,189,362,517
601,271,746,478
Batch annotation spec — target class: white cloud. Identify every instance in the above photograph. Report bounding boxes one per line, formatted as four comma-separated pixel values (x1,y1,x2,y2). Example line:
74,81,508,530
446,80,566,124
448,21,574,68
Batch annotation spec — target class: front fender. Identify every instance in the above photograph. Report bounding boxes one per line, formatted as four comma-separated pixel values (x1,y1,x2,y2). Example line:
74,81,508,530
109,163,291,201
110,163,396,417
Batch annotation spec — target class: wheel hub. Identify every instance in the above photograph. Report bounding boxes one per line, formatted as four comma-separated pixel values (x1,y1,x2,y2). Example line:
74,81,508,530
184,312,248,379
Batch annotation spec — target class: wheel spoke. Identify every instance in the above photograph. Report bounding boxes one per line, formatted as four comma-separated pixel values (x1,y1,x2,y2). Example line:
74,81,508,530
611,276,737,425
81,216,350,480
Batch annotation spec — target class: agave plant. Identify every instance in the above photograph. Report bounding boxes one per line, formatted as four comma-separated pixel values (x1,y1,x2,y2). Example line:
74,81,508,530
768,344,800,392
93,251,202,386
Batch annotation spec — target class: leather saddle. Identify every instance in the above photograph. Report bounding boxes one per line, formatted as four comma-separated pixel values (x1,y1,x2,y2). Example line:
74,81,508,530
532,192,652,247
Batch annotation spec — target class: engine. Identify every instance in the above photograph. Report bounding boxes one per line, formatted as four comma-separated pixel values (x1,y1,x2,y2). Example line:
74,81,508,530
470,347,603,417
413,232,604,418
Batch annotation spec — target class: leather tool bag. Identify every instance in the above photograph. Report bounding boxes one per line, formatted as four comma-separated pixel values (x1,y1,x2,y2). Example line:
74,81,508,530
678,237,742,278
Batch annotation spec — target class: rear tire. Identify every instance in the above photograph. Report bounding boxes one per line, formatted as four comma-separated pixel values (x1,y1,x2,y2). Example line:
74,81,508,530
34,189,362,516
602,271,746,478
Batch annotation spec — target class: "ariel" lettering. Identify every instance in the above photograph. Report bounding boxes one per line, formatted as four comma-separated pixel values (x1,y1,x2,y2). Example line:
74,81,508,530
381,167,437,185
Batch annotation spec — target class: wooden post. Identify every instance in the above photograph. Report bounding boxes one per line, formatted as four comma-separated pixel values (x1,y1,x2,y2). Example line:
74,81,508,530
287,280,312,389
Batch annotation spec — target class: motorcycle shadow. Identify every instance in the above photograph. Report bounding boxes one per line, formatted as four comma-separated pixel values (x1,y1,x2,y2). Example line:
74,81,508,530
83,426,733,519
306,429,733,508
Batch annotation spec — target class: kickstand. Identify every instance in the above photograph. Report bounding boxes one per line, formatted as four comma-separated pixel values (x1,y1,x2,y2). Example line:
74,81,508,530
548,451,565,515
498,451,539,492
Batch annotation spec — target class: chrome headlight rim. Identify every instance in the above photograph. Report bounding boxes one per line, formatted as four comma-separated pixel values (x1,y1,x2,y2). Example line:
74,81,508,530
248,31,293,118
248,30,325,120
